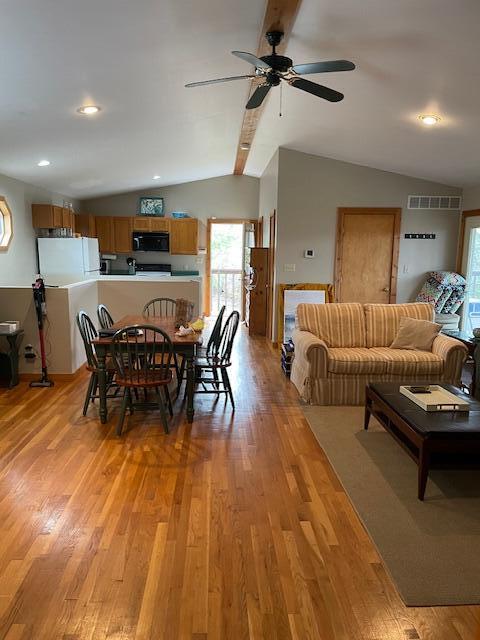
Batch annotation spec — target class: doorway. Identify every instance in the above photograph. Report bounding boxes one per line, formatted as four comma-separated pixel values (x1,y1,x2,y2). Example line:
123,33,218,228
459,210,480,331
335,207,401,303
206,219,256,318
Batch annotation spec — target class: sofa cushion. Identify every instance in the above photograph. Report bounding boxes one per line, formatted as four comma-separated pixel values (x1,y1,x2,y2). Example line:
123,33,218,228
369,347,443,376
328,348,386,374
296,303,366,348
390,316,441,351
364,303,434,348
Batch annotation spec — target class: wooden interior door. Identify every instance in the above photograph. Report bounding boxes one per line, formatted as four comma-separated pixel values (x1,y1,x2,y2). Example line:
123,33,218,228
335,208,401,303
266,210,276,340
248,248,269,335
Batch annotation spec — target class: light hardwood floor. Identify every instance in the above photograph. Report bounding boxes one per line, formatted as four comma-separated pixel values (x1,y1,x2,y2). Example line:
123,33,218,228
0,327,479,639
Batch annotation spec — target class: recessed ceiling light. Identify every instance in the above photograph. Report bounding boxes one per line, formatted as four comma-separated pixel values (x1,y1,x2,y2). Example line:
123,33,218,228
37,160,50,167
77,105,101,115
153,175,161,180
240,142,250,150
419,114,441,126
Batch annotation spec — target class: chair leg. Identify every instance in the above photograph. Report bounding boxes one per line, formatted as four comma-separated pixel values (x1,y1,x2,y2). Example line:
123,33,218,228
164,385,173,417
177,357,186,396
127,388,134,414
221,368,235,411
157,392,169,434
116,389,129,436
91,373,98,404
212,368,220,390
83,373,95,416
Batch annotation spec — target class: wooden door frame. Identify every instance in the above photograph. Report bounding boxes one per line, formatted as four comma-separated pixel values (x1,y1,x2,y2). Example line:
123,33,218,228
456,209,480,274
266,210,276,341
334,207,401,303
205,218,258,317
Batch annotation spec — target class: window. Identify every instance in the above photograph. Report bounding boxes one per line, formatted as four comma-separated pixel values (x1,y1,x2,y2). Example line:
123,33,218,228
0,197,13,250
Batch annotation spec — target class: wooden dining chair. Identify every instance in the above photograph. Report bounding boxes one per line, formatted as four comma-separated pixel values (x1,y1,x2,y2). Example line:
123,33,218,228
110,324,173,435
191,310,240,409
97,304,114,330
76,310,117,416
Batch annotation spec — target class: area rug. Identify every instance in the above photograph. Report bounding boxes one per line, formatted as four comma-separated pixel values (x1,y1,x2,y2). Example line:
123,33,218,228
302,405,480,606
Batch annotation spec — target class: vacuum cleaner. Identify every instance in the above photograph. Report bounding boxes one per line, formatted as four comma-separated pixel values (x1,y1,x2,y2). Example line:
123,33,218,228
30,277,54,388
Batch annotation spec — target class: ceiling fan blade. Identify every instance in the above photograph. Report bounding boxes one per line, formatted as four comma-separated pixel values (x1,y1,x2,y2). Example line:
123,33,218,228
185,74,255,88
246,84,272,109
289,77,344,102
232,51,270,70
292,60,355,75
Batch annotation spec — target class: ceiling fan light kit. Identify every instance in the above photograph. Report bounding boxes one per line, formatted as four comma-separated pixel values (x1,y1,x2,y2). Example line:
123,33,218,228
185,31,355,110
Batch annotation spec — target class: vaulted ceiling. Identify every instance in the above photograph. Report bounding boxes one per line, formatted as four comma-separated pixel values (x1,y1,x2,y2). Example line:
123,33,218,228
0,0,479,198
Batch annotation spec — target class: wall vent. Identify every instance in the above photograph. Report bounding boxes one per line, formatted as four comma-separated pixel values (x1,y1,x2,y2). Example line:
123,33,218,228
407,195,462,210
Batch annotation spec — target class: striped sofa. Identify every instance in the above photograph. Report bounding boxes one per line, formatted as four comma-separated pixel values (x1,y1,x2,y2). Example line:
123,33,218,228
291,302,467,405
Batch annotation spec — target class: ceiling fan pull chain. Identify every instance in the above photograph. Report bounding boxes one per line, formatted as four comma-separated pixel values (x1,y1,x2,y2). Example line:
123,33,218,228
279,81,283,117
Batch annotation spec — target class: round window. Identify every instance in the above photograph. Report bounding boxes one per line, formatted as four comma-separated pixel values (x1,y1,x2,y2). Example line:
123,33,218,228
0,197,13,250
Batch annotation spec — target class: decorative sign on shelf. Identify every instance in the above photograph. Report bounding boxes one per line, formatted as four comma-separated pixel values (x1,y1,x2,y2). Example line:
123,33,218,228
404,233,436,239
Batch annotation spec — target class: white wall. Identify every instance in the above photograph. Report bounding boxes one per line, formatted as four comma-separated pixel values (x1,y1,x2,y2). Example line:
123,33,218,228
81,174,259,276
258,150,278,248
463,185,480,211
276,148,461,306
0,172,79,286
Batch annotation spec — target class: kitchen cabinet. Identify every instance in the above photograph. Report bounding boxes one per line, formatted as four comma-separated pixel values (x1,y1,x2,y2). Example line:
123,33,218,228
75,213,96,237
62,208,75,230
95,216,115,253
32,204,74,229
113,217,133,253
170,218,198,255
132,216,170,232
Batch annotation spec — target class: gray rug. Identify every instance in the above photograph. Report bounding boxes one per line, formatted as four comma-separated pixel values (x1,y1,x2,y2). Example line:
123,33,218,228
302,405,480,606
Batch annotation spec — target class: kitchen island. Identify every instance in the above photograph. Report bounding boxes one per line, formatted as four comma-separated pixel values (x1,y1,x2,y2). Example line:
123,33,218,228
0,275,202,375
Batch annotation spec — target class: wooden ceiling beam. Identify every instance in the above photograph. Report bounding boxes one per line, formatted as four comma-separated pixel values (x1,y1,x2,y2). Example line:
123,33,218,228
233,0,303,175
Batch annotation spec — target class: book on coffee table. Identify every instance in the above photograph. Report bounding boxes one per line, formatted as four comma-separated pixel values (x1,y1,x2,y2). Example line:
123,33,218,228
399,385,470,412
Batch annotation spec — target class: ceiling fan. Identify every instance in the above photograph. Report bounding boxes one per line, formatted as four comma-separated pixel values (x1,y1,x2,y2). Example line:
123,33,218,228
185,31,355,109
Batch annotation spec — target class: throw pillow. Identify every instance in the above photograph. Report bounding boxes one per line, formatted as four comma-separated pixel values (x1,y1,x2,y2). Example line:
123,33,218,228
390,316,441,351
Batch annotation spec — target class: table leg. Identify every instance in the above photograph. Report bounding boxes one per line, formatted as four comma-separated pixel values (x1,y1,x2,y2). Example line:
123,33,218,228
97,347,108,424
186,354,195,423
418,441,430,501
364,390,372,430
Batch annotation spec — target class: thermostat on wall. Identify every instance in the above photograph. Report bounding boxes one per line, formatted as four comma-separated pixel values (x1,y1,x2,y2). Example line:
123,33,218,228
304,249,315,258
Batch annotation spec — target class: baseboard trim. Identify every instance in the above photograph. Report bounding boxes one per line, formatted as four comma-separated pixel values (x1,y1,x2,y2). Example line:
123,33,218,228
19,365,87,382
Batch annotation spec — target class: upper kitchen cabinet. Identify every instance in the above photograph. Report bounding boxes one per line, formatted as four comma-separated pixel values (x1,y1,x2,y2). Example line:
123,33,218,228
95,216,115,253
132,216,170,232
75,213,96,237
32,204,75,229
113,217,132,253
170,218,198,255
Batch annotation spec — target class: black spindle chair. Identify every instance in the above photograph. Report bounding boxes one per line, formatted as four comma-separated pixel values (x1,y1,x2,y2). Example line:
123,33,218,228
97,304,114,330
76,310,117,416
178,305,226,389
143,297,194,392
143,298,177,318
111,324,173,435
191,310,240,409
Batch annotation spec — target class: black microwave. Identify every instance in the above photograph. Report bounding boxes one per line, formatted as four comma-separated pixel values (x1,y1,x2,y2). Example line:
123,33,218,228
132,231,169,252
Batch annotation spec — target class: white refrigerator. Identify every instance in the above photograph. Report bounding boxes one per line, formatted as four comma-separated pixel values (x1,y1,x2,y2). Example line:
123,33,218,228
37,238,100,282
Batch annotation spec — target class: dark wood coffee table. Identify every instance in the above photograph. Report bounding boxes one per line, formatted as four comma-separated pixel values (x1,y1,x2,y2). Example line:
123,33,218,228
365,383,480,500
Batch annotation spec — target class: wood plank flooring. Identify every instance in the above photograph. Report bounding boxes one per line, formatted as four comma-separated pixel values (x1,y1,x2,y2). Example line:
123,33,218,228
0,326,479,639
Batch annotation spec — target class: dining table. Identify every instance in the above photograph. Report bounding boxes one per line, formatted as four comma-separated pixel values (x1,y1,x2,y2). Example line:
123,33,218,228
92,315,202,424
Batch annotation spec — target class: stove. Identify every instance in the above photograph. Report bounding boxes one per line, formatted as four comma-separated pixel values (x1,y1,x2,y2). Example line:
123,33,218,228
135,262,171,277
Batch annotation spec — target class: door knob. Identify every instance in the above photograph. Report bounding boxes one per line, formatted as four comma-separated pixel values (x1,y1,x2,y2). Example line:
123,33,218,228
382,287,390,293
